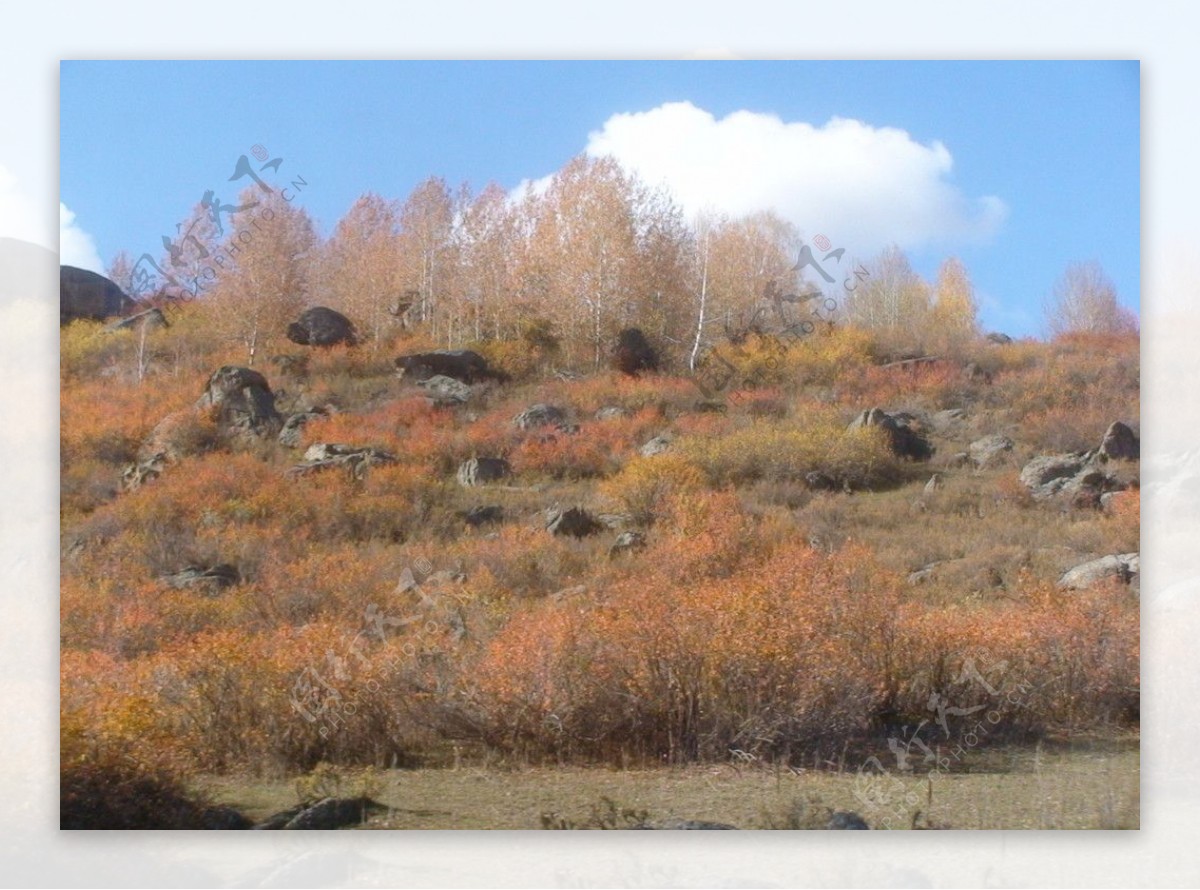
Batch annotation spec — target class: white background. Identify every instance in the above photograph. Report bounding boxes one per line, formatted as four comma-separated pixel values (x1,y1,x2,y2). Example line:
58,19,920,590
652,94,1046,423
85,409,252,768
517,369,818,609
3,2,1197,886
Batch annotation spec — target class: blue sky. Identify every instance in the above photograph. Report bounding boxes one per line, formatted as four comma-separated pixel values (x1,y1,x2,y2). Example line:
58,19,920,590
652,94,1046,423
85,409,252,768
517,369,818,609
59,60,1139,338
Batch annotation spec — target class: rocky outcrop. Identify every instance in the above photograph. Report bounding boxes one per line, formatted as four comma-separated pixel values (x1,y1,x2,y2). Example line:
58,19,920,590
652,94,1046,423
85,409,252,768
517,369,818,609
60,265,135,325
1058,553,1139,592
286,306,357,347
1019,452,1125,506
289,443,397,480
197,366,282,439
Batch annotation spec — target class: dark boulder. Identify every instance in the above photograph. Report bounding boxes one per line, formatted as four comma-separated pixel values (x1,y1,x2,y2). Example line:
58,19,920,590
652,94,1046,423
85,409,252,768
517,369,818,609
264,797,388,830
459,505,504,527
847,407,933,461
197,366,282,438
545,506,602,538
457,457,512,487
395,349,507,384
826,811,870,830
60,265,135,325
985,332,1013,345
1099,421,1140,461
614,327,660,376
286,306,357,347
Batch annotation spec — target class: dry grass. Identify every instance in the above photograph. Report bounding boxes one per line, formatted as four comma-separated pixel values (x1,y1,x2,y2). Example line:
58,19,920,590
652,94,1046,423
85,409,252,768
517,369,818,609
198,738,1138,830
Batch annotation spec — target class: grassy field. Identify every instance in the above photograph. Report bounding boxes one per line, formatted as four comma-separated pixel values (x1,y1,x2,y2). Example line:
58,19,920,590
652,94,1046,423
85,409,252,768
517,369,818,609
198,737,1138,830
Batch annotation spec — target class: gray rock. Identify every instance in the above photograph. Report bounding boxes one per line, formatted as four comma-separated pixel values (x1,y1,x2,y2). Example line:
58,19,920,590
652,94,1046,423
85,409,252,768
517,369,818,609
419,374,472,405
595,405,629,421
985,332,1013,345
1058,553,1139,590
457,457,512,487
545,506,602,538
609,530,647,556
969,434,1014,469
1019,453,1091,498
278,408,328,448
640,434,674,457
1099,421,1140,461
514,403,569,430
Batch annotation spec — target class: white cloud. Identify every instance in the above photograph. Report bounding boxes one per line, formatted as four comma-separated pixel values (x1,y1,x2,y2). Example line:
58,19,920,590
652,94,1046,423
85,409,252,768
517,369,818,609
573,101,1007,256
0,163,52,247
58,203,104,273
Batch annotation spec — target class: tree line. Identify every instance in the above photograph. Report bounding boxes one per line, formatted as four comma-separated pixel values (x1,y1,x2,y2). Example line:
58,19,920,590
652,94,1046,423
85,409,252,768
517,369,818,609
106,154,1136,369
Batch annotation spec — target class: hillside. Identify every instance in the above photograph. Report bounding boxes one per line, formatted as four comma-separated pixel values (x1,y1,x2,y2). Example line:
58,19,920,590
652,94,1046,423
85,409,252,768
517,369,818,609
60,295,1139,828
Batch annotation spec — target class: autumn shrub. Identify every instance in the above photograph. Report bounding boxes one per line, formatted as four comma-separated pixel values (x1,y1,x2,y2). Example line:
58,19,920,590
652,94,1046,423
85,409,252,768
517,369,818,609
679,414,902,490
598,452,706,519
470,539,901,763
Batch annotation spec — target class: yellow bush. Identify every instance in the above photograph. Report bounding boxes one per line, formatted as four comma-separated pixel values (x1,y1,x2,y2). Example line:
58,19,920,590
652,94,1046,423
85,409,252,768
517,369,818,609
599,452,706,517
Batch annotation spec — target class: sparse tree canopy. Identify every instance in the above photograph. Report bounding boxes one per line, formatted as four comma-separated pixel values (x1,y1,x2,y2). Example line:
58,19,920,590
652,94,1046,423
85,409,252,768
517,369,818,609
1045,260,1138,338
